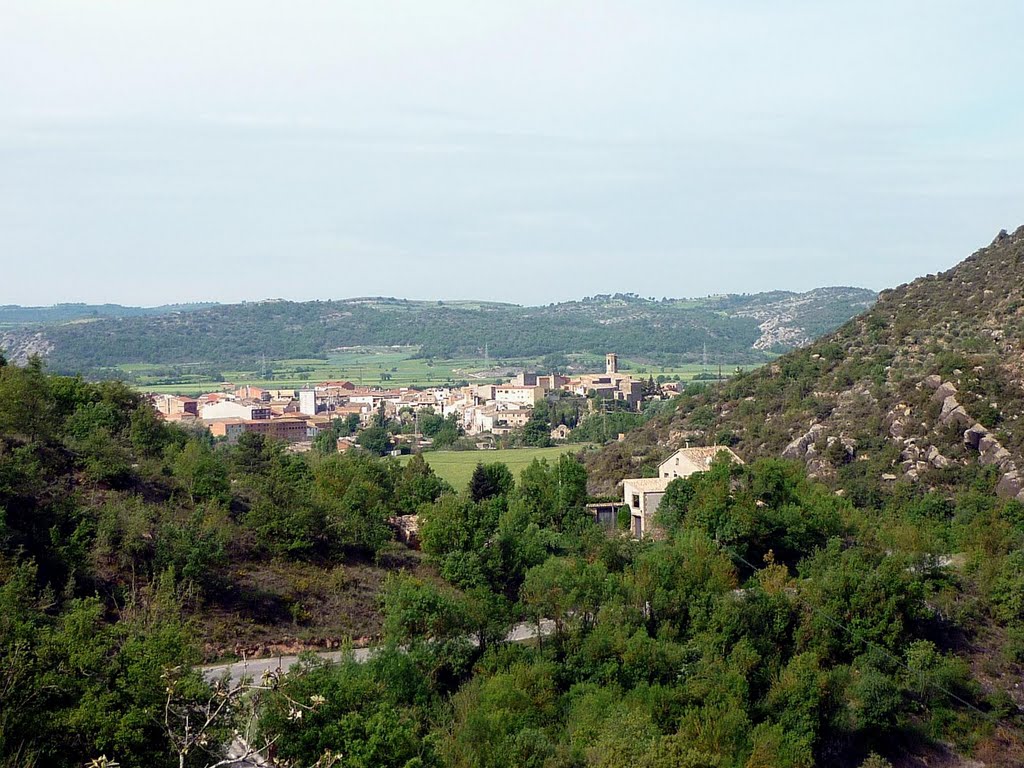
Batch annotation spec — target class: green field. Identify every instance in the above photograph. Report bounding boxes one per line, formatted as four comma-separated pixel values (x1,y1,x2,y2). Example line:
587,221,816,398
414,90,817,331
398,445,598,489
122,346,760,395
125,347,542,394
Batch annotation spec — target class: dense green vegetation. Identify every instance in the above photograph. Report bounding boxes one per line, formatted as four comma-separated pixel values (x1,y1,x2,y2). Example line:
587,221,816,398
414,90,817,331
3,346,1023,766
257,455,1024,767
398,446,596,490
1,289,875,375
0,356,454,766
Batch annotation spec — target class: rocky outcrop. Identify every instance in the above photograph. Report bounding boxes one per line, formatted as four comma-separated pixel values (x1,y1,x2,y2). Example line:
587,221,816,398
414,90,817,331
887,403,913,439
0,331,54,364
913,370,1024,505
388,514,421,549
782,424,826,459
726,287,877,351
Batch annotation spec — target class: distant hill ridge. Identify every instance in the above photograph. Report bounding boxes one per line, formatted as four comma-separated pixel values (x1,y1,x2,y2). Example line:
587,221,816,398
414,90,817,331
0,287,875,372
589,225,1024,498
0,302,219,324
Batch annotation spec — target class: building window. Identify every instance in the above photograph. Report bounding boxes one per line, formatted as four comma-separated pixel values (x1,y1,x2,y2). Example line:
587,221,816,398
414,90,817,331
632,494,640,509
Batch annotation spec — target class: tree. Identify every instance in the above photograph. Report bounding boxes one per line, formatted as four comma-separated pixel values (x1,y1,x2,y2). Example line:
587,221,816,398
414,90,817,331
419,494,500,588
521,557,608,639
129,402,173,458
392,453,452,515
469,463,515,503
232,431,276,474
521,409,552,447
172,441,230,504
0,566,212,768
515,455,588,530
258,655,421,768
0,356,53,442
312,414,363,455
356,426,391,456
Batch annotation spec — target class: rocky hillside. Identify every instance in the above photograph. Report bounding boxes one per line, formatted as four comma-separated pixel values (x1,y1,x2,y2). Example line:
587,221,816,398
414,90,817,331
702,286,878,350
590,226,1024,498
0,288,875,371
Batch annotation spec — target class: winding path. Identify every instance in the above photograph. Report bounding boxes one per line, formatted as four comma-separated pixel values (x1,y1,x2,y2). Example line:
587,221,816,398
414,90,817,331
201,619,556,687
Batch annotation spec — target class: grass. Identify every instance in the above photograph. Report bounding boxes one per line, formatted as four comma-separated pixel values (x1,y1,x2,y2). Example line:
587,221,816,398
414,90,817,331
399,445,598,489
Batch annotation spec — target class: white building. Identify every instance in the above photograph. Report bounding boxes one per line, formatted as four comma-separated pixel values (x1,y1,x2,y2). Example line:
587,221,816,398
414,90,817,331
298,389,317,416
658,446,743,480
495,385,544,406
622,477,672,538
622,446,743,538
200,401,270,421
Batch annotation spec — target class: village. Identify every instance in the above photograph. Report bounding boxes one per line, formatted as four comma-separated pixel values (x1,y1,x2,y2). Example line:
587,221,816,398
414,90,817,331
149,352,678,452
147,352,742,542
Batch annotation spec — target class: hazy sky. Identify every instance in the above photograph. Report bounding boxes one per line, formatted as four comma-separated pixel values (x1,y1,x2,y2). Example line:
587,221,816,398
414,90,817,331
2,1,1023,306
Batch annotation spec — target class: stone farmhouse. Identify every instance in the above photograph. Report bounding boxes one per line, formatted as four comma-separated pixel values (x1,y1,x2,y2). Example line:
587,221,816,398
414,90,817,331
622,446,743,538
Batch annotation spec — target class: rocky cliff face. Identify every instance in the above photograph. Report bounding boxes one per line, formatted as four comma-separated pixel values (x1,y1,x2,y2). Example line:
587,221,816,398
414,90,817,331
588,225,1024,495
723,286,877,350
0,331,54,365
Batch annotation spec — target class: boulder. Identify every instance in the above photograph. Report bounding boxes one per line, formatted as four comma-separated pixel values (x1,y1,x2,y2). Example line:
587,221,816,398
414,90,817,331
926,446,950,469
996,471,1024,499
978,435,999,454
901,446,921,462
990,447,1014,470
941,404,973,429
921,374,943,390
782,424,825,459
932,382,958,405
964,424,987,450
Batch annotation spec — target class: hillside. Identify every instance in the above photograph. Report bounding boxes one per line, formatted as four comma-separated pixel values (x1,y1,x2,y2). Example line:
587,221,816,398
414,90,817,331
579,228,1024,761
5,355,1024,766
0,287,875,373
590,226,1024,495
0,302,218,326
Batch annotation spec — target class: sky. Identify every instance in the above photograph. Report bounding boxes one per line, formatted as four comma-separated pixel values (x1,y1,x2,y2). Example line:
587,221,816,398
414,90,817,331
2,1,1023,307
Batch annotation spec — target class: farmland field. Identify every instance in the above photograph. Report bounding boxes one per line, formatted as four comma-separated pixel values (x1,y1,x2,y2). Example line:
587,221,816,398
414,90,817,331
123,346,759,395
398,445,599,489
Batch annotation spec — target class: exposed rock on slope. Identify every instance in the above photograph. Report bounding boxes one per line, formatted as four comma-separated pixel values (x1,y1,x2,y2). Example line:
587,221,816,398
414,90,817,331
588,226,1024,495
723,286,877,350
0,331,54,365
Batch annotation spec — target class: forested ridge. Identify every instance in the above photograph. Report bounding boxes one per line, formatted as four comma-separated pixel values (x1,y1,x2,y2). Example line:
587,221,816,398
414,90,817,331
0,288,875,372
2,348,1022,767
